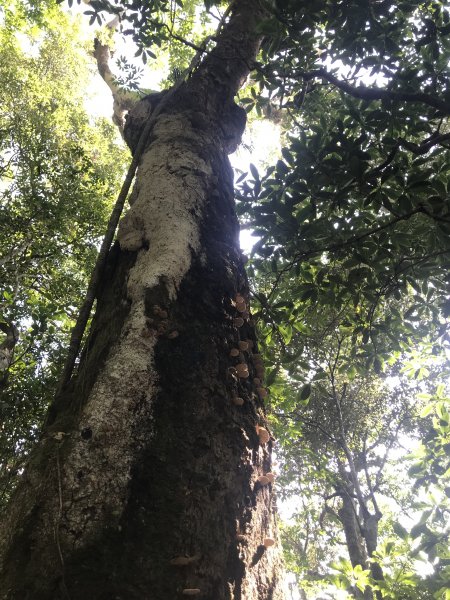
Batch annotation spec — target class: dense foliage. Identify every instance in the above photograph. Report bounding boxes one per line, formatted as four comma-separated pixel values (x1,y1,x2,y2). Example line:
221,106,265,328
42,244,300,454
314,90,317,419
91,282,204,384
234,1,450,597
0,1,127,507
0,0,449,598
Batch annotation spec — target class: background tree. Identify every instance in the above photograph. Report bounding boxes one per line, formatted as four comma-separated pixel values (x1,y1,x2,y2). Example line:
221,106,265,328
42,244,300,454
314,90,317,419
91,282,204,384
403,388,450,600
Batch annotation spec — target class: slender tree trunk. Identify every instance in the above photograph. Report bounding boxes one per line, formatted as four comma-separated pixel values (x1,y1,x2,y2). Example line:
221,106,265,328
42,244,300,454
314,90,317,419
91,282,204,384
0,1,285,598
338,492,372,600
336,470,373,600
362,513,383,600
338,494,367,571
337,478,383,600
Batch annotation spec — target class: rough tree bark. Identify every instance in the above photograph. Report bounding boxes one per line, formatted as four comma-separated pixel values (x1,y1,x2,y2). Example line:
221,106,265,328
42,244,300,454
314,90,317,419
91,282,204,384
336,470,383,600
0,321,19,392
337,491,372,600
0,0,285,598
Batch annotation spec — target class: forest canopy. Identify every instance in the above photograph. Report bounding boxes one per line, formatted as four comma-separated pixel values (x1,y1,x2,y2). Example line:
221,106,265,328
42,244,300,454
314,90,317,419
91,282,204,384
0,0,449,598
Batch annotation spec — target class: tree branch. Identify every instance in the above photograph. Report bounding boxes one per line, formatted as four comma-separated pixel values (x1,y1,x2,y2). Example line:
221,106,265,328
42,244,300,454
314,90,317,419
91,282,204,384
93,38,140,134
399,132,450,154
298,68,450,115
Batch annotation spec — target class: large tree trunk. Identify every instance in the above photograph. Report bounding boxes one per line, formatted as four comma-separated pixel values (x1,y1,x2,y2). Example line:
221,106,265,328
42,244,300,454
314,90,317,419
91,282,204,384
0,1,285,598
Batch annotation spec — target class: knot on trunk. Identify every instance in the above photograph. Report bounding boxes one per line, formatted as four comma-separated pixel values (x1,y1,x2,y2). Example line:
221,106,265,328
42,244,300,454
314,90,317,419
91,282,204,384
220,102,247,154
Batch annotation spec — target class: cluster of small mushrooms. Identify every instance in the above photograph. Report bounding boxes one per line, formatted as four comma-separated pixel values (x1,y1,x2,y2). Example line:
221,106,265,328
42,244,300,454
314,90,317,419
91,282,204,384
231,293,277,571
228,294,269,405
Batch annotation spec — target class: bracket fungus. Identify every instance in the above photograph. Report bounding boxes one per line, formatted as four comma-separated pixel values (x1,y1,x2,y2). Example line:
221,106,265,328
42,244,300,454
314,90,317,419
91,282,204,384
236,363,249,378
253,356,265,376
256,425,270,445
257,387,268,398
257,475,270,486
229,348,240,357
263,537,275,548
265,472,276,483
233,317,244,327
255,366,265,379
238,340,249,351
232,396,244,406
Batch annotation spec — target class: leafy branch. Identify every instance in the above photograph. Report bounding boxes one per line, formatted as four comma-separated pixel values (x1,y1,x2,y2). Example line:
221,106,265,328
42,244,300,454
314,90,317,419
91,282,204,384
296,68,450,115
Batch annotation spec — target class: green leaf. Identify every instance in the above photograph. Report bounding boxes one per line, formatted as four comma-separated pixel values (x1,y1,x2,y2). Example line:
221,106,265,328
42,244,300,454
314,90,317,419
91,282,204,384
420,403,436,418
250,163,259,180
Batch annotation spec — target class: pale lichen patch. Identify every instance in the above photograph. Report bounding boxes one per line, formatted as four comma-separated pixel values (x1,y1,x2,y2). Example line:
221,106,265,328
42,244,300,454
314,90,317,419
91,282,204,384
121,114,214,303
